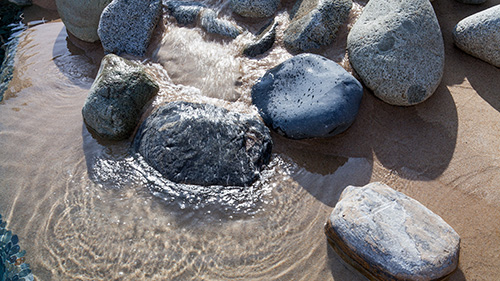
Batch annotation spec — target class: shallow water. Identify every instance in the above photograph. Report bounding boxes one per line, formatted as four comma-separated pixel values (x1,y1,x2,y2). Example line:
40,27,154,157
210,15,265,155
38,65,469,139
1,0,500,280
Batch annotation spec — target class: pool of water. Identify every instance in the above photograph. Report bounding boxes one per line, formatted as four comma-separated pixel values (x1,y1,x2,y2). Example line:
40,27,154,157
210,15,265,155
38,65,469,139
1,0,500,280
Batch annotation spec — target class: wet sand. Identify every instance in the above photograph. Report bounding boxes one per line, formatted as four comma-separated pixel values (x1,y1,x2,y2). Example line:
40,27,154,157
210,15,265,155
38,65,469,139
0,0,499,280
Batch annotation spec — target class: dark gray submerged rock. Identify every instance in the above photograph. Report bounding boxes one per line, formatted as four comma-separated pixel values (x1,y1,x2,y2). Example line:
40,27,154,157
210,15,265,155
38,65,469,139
252,53,363,139
455,0,486,4
133,101,273,187
98,0,162,56
347,0,444,106
230,0,280,18
325,182,460,281
453,5,500,68
82,54,159,140
165,1,206,25
243,19,278,57
200,9,243,38
284,0,352,53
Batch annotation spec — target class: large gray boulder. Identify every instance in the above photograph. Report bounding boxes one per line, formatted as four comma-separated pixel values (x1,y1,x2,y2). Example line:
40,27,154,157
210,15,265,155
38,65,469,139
325,182,460,281
453,5,500,68
55,0,111,42
347,0,444,106
133,101,272,187
252,54,363,139
230,0,280,18
98,0,162,56
82,54,159,140
200,9,243,38
284,0,352,53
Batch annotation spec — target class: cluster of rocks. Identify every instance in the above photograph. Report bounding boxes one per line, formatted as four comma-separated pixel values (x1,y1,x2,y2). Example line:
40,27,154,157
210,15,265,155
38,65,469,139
56,0,162,56
71,1,469,279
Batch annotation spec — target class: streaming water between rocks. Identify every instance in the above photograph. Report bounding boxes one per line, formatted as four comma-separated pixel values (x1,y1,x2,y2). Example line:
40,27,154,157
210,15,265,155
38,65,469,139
1,0,500,280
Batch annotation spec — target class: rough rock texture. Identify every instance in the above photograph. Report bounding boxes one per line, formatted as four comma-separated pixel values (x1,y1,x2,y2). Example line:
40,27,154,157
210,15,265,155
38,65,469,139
325,182,460,281
200,9,242,38
284,0,352,53
252,54,363,139
133,101,273,187
98,0,162,56
55,0,111,42
243,19,278,57
453,5,500,68
165,1,206,25
347,0,444,106
230,0,280,18
82,54,159,140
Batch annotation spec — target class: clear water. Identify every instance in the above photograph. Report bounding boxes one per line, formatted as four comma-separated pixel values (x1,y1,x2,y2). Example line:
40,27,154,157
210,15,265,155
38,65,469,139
1,0,500,280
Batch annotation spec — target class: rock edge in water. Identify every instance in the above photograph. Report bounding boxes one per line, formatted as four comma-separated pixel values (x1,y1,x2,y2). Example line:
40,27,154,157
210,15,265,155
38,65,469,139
133,101,272,187
325,182,460,281
82,54,159,141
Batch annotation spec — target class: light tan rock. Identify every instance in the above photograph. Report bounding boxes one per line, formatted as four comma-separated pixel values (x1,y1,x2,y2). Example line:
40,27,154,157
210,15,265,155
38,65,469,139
325,182,460,281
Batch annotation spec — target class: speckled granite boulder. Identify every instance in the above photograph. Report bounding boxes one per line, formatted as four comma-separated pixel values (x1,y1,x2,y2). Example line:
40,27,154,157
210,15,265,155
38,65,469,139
252,54,363,139
243,19,278,57
98,0,162,56
230,0,280,18
200,9,243,38
82,54,159,140
165,1,206,25
347,0,444,106
453,5,500,68
55,0,111,42
284,0,352,53
133,101,272,186
325,182,460,281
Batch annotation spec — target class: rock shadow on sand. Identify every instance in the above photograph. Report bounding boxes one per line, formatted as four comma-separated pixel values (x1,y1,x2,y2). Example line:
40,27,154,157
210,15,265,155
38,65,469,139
433,0,500,113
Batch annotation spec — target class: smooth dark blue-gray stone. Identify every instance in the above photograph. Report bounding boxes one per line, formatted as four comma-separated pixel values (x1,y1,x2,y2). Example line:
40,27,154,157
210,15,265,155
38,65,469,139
252,53,363,139
230,0,280,18
133,101,272,187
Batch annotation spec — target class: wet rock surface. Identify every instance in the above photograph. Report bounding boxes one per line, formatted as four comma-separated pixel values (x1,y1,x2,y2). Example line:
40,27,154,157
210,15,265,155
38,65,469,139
284,0,352,53
243,19,278,57
165,1,206,25
133,101,273,187
453,5,500,68
230,0,280,18
82,54,159,140
252,53,363,139
55,0,111,42
347,0,444,106
98,0,162,56
455,0,486,4
200,9,243,38
325,182,460,281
